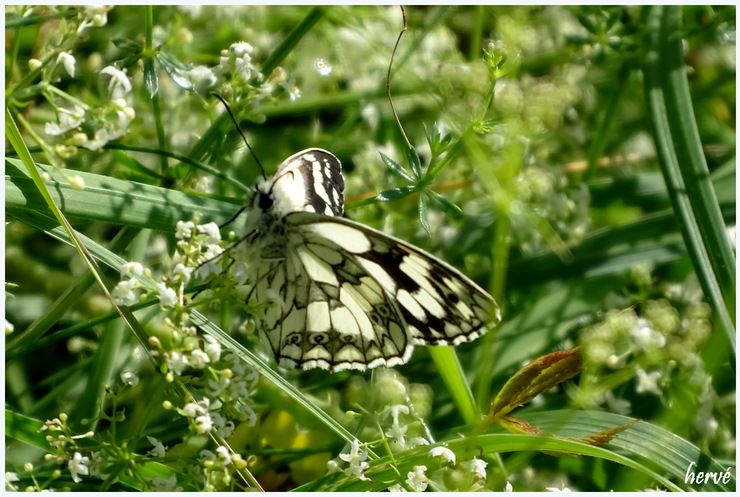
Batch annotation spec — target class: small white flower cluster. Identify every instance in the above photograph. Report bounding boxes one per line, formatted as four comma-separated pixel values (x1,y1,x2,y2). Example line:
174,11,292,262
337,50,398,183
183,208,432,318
111,220,237,309
37,413,97,484
184,40,302,109
217,42,259,81
76,5,113,32
43,60,135,155
167,348,259,437
578,288,716,420
197,446,248,491
337,439,370,481
147,474,182,492
175,220,229,281
379,403,430,450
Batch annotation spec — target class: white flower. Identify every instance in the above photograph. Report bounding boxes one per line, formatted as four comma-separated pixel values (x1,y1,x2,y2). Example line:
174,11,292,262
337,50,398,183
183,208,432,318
111,278,140,305
147,436,167,458
211,412,236,438
5,319,15,335
155,282,178,308
464,457,487,480
57,51,76,77
406,465,429,492
172,263,194,284
230,41,253,57
68,452,90,483
147,474,182,492
216,445,233,464
195,259,221,280
111,98,135,129
5,472,19,491
120,370,139,386
186,65,217,93
315,58,333,76
167,352,189,375
339,439,370,480
181,398,209,417
203,335,222,362
635,368,662,395
175,220,195,240
408,437,430,448
382,404,410,423
28,58,42,70
197,222,222,244
603,391,631,415
629,318,666,350
100,66,132,96
428,446,456,465
189,349,210,369
195,413,213,433
121,262,144,277
45,105,85,135
505,481,514,492
207,375,230,396
287,85,302,101
385,421,408,448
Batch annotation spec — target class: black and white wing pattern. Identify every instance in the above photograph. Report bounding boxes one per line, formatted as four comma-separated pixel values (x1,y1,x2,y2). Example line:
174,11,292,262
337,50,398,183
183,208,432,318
241,148,500,372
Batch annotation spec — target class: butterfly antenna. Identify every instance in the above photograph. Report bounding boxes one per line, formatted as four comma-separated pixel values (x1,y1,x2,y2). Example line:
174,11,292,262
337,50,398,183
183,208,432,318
387,5,412,150
212,93,268,181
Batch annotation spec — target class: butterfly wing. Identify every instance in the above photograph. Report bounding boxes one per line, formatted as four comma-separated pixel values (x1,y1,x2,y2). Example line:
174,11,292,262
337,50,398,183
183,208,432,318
253,212,500,372
245,148,499,371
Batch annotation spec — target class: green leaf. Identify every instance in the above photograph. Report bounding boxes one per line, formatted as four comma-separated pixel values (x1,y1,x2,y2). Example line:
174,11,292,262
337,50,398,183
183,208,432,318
425,189,463,218
111,149,164,183
143,56,158,98
427,347,479,425
156,52,193,92
112,37,142,52
379,151,414,182
374,185,415,202
5,158,237,231
406,146,422,179
643,5,735,353
418,192,430,235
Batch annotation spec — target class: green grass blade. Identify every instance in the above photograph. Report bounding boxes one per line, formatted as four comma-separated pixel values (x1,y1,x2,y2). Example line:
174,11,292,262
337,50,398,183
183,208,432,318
427,347,479,425
5,158,238,231
643,5,735,353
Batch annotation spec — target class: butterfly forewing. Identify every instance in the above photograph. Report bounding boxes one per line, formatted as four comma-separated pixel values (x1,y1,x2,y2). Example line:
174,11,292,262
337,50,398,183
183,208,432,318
243,149,499,372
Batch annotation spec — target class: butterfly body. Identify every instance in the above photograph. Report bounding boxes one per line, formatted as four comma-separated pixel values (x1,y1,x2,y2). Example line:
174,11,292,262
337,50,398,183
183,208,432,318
241,149,499,372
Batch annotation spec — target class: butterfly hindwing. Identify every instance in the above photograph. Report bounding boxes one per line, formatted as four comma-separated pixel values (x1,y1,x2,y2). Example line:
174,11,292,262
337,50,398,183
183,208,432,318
293,213,499,346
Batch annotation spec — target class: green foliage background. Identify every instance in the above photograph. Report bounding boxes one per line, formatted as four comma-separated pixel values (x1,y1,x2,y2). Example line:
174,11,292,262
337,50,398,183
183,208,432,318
5,5,736,492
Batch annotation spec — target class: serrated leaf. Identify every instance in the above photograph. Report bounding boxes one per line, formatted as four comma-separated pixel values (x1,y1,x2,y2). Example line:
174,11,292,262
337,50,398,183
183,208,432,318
157,52,194,91
418,194,430,235
425,189,463,218
379,151,414,182
112,37,143,52
406,146,422,179
374,185,415,202
488,348,582,420
143,57,158,98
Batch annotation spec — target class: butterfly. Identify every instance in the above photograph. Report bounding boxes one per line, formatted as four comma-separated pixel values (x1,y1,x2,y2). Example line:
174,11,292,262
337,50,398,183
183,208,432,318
239,148,500,372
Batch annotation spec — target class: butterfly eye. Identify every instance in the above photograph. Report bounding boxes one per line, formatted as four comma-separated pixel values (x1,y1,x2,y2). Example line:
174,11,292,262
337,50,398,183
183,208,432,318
258,191,275,211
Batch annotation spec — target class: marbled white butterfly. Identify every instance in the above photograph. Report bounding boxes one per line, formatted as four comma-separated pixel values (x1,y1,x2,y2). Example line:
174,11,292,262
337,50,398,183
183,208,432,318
240,148,501,372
